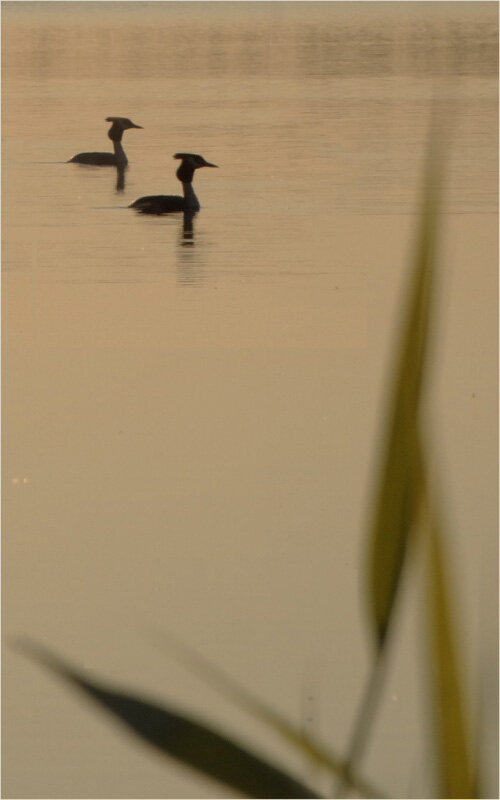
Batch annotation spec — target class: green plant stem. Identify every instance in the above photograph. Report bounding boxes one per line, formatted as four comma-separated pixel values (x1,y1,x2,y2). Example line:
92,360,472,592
333,644,390,799
151,629,386,798
419,461,477,798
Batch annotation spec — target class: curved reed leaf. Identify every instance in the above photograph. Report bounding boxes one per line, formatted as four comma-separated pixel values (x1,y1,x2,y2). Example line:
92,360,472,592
366,124,441,649
15,639,321,799
361,102,478,799
338,112,447,797
152,630,385,798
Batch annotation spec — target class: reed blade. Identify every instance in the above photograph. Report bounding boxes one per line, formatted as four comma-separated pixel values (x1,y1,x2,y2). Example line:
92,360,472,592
366,125,441,649
15,639,321,800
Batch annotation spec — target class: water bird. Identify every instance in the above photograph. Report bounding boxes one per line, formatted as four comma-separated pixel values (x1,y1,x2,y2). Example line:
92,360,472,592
129,153,218,214
68,117,143,166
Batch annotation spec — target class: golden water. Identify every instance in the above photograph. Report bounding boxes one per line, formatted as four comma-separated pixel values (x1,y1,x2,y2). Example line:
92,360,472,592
2,3,498,798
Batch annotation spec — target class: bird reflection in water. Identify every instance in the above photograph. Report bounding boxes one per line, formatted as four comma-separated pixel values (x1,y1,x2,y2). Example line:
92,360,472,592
181,210,195,245
115,164,126,193
176,211,210,286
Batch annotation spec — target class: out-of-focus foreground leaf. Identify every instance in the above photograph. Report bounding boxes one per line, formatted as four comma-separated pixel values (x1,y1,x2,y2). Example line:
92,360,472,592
15,639,321,799
366,127,441,649
422,482,477,798
153,630,385,798
329,136,442,791
362,98,478,798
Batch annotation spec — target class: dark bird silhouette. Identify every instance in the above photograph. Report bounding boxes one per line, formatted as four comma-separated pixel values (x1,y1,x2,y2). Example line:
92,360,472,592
129,153,218,214
68,117,143,166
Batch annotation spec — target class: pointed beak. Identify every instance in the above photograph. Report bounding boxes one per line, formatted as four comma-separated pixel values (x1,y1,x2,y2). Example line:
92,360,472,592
130,123,143,129
203,160,218,168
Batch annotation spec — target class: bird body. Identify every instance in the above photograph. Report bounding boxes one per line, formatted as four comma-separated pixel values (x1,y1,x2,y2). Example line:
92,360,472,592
129,153,217,214
70,151,120,166
68,117,142,166
128,194,187,214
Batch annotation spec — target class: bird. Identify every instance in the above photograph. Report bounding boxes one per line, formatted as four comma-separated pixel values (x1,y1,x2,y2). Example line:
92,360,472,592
68,117,143,166
129,153,218,214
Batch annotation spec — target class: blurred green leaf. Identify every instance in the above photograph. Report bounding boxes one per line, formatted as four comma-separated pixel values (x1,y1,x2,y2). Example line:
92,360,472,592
153,630,385,798
363,101,478,798
337,117,450,798
16,639,321,799
366,130,441,649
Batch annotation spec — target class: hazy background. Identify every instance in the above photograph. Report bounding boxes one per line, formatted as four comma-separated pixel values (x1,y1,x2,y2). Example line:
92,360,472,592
2,2,498,798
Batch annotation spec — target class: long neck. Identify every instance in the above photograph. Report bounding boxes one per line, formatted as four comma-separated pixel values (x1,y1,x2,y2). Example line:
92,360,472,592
112,139,127,165
182,182,200,211
108,122,127,164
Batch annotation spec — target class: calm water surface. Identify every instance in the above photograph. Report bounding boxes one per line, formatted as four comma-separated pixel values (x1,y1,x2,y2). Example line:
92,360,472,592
3,3,498,798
